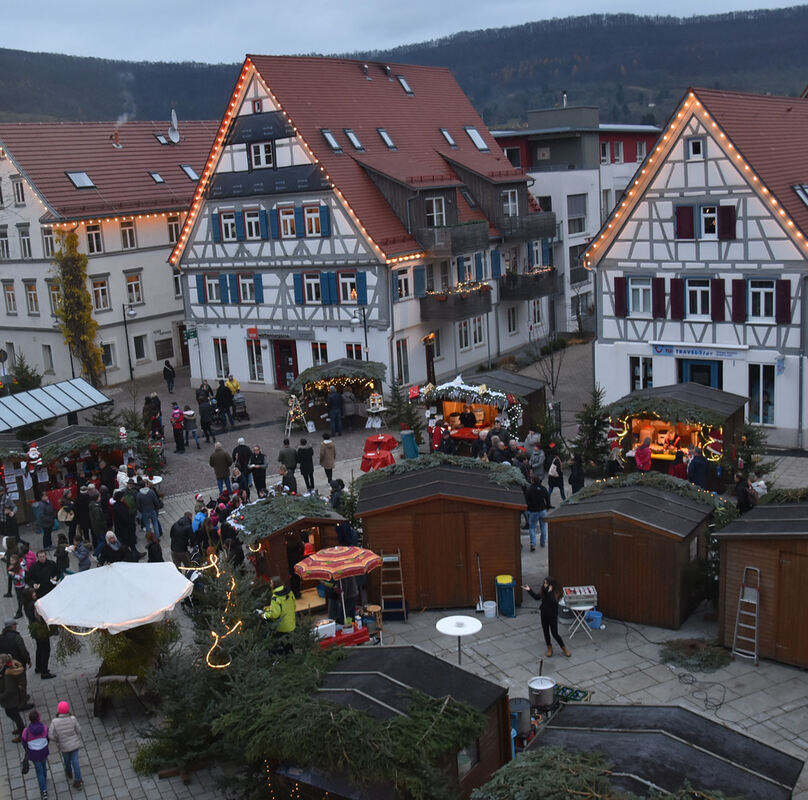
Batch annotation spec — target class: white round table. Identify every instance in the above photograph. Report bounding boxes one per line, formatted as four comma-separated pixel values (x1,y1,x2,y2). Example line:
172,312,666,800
435,614,482,665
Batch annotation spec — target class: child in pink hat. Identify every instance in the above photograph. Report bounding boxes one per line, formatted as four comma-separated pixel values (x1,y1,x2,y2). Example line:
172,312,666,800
49,700,83,790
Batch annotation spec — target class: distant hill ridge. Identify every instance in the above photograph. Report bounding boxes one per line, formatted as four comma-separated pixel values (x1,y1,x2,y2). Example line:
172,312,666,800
1,6,806,127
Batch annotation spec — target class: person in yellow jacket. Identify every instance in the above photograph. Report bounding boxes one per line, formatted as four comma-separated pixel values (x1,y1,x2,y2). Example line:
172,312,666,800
225,374,241,396
261,579,296,633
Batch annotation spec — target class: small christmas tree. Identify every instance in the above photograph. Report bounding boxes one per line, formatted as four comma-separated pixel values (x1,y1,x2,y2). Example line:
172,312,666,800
387,382,426,445
571,384,610,473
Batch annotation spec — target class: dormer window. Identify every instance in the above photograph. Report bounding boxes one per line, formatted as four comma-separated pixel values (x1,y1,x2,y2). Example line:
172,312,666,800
181,164,199,180
343,129,364,152
250,142,274,168
396,75,414,96
464,126,489,152
321,129,342,152
66,171,95,189
440,128,457,148
377,128,396,150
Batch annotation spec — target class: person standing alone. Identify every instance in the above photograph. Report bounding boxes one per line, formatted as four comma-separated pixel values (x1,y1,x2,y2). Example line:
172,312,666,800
49,700,83,790
327,385,343,436
522,577,571,658
163,360,176,394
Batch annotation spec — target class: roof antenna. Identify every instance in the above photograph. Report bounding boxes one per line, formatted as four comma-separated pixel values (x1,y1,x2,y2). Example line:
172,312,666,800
361,63,370,80
383,65,392,79
168,109,180,144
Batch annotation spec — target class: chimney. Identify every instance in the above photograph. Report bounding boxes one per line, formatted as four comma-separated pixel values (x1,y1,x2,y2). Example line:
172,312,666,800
562,90,568,109
361,63,370,80
110,130,123,149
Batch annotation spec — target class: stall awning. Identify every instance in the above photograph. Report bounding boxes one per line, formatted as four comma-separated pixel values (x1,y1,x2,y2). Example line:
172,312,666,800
0,379,111,433
288,358,386,396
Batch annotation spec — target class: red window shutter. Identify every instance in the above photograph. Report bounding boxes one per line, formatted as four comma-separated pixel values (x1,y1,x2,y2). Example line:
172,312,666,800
675,206,695,239
652,277,666,318
670,278,684,319
776,279,791,324
710,279,725,321
731,279,747,323
614,277,627,317
717,205,737,241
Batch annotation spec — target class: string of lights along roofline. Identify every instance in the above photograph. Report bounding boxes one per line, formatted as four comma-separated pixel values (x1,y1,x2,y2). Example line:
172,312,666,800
584,92,808,268
169,58,424,269
51,211,184,230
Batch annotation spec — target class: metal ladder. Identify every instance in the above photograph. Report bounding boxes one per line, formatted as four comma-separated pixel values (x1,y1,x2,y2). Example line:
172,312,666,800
731,566,760,665
380,549,407,622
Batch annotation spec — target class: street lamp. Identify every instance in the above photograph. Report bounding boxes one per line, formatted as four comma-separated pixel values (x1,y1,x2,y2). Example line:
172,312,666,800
350,306,368,360
122,303,137,382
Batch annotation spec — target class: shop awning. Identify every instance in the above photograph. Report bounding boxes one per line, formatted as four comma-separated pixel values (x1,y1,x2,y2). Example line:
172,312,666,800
0,379,112,433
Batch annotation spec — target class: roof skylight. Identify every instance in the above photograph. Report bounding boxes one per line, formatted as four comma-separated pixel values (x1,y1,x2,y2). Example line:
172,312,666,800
396,75,414,96
440,128,457,148
464,126,489,152
794,184,808,208
377,128,396,150
66,171,95,189
321,129,342,152
154,134,168,145
149,172,165,184
343,129,364,152
180,164,199,181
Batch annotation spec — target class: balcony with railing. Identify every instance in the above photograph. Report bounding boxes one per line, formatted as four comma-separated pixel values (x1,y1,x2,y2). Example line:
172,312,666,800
496,211,556,242
416,221,490,256
498,268,561,302
419,282,493,322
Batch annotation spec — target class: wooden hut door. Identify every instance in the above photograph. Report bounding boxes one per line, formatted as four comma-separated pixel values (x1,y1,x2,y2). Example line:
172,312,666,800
776,552,808,665
417,511,468,607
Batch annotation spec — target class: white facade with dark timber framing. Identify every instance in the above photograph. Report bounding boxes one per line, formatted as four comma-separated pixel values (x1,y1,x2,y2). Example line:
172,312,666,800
586,87,808,449
171,56,558,391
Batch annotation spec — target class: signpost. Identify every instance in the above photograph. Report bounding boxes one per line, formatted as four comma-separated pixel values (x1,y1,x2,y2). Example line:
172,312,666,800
183,327,203,379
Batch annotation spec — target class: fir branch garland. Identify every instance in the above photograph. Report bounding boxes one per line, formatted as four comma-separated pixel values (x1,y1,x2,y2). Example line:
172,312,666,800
235,494,344,543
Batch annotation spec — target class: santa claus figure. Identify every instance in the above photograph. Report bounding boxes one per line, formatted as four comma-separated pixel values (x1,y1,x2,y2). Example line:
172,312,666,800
27,442,42,472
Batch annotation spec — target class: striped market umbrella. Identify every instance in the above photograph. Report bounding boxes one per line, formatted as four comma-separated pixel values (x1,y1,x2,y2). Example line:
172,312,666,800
295,546,382,624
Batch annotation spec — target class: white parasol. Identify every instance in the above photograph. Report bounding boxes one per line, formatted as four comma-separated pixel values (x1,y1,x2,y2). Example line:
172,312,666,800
34,562,193,635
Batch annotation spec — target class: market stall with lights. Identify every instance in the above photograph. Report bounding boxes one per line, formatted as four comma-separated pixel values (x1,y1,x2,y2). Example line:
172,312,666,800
604,382,747,490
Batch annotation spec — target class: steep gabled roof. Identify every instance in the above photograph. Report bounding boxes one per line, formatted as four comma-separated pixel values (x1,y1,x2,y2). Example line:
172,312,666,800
584,87,808,268
171,55,522,265
0,120,218,222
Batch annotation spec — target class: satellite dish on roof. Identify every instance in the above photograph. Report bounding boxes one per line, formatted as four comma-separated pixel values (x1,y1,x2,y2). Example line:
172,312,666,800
168,109,180,144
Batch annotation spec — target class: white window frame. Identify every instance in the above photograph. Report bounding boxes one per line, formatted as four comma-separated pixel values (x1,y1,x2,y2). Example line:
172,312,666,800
749,280,775,322
92,278,110,311
42,227,55,258
457,319,471,351
304,273,321,304
531,240,544,268
346,343,362,360
686,278,711,319
250,141,274,168
167,215,180,244
628,276,652,316
339,272,357,304
173,273,182,299
687,138,705,161
205,275,221,303
86,224,103,254
459,257,473,283
700,205,717,240
213,337,229,378
41,344,54,373
19,228,31,259
246,338,264,381
748,363,775,425
600,142,609,165
279,207,296,238
471,315,485,347
311,341,328,366
396,269,411,299
530,299,541,325
101,342,116,369
630,355,653,392
48,284,61,315
120,220,136,250
12,179,24,205
501,189,518,218
238,274,255,303
0,231,8,259
304,206,321,237
507,306,518,334
220,211,238,242
613,141,624,164
425,196,446,228
126,273,143,305
3,283,16,314
244,210,261,240
567,194,587,236
133,334,147,361
395,338,409,384
636,141,647,161
432,329,442,359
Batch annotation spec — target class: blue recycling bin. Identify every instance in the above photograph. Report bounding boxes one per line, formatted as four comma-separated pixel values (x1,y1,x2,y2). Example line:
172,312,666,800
400,429,419,459
496,574,516,618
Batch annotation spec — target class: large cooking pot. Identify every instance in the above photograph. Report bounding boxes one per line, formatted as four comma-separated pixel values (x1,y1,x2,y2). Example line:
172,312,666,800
510,697,531,735
528,676,556,708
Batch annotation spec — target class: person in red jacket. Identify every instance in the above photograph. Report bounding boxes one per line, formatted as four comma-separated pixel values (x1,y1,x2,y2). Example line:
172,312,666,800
668,450,687,479
634,437,652,472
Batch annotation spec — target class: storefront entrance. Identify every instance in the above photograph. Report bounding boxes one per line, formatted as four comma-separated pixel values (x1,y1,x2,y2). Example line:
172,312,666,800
679,359,722,389
272,339,298,390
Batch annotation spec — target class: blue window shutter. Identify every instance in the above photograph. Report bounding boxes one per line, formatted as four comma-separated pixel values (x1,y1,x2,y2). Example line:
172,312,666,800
196,275,206,304
392,271,399,304
474,252,483,281
235,213,245,241
541,238,551,266
491,249,502,279
319,206,331,237
355,271,367,305
321,274,331,305
294,207,305,238
527,242,535,268
293,274,304,304
229,274,239,304
269,209,280,240
328,272,338,305
414,266,426,297
219,274,229,304
457,256,465,283
254,274,264,304
259,210,269,240
211,213,221,243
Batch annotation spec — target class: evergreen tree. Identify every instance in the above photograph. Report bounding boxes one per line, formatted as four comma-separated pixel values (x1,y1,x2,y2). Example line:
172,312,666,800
571,384,610,472
388,382,426,445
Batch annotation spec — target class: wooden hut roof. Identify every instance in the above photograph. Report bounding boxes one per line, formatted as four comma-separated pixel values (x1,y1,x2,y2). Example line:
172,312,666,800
288,358,386,396
714,503,808,539
356,462,526,516
468,369,545,400
0,424,139,462
549,486,713,538
236,495,345,544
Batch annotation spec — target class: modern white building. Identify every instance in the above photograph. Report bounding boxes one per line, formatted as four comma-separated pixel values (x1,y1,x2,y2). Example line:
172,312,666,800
171,56,558,390
0,120,216,384
584,87,808,449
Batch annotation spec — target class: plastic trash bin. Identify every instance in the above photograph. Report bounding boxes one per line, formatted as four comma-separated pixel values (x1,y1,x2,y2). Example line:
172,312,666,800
496,574,516,618
400,429,419,459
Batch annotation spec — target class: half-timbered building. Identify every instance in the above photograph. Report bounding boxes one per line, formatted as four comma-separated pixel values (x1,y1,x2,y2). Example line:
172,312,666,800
170,55,557,390
585,88,808,448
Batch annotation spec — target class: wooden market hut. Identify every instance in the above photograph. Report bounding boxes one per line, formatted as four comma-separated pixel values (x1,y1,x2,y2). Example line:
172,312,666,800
356,458,526,610
274,645,511,799
236,495,346,589
548,481,715,629
714,503,808,668
604,382,746,490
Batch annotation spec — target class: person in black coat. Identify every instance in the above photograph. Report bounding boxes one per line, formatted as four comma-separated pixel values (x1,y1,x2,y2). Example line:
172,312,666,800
169,512,193,568
687,447,709,489
249,446,268,497
569,454,585,494
163,360,176,393
215,380,235,428
327,385,343,436
145,532,163,562
198,398,214,443
296,439,315,493
522,577,571,658
97,532,130,565
113,491,142,558
25,551,59,598
74,485,91,542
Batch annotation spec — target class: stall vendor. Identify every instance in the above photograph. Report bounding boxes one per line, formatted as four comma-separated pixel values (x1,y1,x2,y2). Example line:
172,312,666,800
261,578,297,633
663,430,681,451
459,405,477,428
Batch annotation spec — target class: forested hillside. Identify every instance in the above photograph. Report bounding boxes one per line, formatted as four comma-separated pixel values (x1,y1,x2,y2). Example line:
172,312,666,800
1,6,806,128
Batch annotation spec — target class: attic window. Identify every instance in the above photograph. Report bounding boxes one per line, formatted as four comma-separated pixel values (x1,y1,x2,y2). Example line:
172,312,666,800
149,172,165,184
343,129,364,152
377,128,396,150
794,184,808,208
460,188,477,209
321,129,342,152
396,75,414,96
180,164,199,180
154,134,168,145
66,171,95,189
464,126,489,152
440,128,457,148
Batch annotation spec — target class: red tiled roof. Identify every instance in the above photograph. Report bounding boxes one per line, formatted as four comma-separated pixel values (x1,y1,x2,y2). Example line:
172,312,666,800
0,120,218,221
249,55,521,258
693,87,808,236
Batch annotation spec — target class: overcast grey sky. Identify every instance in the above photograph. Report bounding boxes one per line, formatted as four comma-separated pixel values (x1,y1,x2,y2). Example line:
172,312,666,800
2,1,803,63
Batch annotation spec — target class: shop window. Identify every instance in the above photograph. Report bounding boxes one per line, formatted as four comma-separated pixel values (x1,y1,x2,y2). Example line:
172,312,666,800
748,364,774,425
630,355,653,392
213,338,229,377
247,339,264,381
